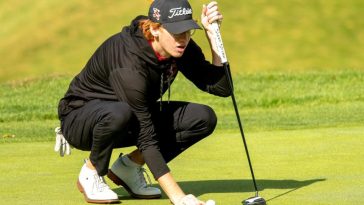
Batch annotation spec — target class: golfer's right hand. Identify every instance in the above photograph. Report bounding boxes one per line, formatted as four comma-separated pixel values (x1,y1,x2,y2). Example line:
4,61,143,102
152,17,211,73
54,127,71,157
176,194,206,205
201,1,223,31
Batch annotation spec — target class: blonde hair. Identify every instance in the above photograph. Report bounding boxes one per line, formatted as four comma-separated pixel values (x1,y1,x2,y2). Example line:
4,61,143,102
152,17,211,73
139,19,162,41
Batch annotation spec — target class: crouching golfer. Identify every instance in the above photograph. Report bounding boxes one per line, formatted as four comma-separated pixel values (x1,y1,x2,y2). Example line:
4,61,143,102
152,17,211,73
58,0,230,204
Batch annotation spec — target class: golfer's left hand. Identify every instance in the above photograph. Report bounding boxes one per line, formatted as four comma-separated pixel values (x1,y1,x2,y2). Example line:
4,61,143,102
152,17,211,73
54,127,71,157
201,1,223,31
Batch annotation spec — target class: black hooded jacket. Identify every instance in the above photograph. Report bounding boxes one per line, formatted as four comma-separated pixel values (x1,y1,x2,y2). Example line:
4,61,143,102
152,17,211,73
58,16,231,179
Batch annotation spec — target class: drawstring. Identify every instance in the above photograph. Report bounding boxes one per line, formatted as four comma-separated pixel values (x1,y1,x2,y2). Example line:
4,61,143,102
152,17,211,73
168,79,171,105
159,73,171,112
160,73,163,111
159,61,175,111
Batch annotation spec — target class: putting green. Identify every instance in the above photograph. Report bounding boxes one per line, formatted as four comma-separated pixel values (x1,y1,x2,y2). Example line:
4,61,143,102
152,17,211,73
1,126,363,205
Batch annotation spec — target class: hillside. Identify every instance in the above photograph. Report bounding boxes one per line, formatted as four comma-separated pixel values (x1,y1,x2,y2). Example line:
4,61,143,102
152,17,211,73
1,0,364,82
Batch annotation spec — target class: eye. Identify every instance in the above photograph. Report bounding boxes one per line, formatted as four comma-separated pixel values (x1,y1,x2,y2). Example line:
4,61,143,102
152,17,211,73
172,30,194,38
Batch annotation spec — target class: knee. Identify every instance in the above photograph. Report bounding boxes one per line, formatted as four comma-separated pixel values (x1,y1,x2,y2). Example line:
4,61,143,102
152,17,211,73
200,105,217,135
177,104,217,145
192,104,217,136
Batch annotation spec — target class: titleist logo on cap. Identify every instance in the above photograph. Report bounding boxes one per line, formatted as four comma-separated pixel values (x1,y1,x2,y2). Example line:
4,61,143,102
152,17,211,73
168,7,192,19
148,0,201,34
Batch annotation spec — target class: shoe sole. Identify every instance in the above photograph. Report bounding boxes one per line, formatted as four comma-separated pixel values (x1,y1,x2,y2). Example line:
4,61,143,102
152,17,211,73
107,169,161,199
77,180,120,204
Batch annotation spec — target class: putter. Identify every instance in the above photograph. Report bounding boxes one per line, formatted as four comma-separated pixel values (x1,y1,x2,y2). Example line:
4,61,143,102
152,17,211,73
211,22,266,205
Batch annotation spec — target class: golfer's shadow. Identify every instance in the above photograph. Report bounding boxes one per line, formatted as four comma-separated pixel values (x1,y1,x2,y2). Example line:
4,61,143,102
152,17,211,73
114,178,325,200
178,178,326,197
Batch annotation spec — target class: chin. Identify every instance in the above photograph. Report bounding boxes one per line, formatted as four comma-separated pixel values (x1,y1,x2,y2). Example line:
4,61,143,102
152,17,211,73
171,52,184,58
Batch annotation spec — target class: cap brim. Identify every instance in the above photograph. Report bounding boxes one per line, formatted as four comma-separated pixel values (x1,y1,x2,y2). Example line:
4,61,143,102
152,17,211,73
163,19,202,34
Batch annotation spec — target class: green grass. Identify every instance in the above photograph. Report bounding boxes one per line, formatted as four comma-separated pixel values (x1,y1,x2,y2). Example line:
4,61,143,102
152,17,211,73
1,127,363,205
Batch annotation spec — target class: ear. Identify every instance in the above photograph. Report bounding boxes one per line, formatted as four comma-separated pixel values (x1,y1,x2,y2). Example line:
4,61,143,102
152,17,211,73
150,26,160,37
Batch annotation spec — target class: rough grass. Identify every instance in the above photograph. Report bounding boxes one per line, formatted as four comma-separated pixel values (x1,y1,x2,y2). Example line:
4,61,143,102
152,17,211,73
1,71,364,142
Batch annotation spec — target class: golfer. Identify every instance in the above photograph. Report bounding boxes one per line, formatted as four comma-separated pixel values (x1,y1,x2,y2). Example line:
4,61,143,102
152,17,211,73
58,0,229,204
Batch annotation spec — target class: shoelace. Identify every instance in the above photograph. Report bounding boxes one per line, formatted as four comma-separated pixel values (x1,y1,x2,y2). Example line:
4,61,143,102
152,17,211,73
93,175,109,192
136,167,153,188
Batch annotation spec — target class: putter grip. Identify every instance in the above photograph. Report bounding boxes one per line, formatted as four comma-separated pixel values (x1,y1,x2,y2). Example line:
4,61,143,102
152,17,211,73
211,22,228,64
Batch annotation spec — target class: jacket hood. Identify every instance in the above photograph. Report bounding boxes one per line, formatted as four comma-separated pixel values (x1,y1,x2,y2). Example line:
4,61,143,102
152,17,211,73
120,15,161,68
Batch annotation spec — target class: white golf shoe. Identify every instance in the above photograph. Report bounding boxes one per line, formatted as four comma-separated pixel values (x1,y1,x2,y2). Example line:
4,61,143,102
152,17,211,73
77,160,119,204
107,154,161,199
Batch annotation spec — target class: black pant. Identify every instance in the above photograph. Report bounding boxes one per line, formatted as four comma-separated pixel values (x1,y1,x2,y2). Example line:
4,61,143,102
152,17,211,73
61,99,217,176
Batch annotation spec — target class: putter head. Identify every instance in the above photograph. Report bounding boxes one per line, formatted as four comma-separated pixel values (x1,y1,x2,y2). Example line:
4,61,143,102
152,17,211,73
242,196,266,205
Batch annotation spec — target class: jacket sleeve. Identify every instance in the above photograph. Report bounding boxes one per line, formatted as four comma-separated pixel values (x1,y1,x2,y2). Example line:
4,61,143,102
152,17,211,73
108,67,170,179
178,40,232,97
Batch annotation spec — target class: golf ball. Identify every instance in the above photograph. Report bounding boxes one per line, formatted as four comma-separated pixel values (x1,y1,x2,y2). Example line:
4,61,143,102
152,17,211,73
206,200,216,205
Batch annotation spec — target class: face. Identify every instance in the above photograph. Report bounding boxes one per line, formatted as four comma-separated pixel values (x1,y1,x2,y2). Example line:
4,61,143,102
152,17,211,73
154,27,192,58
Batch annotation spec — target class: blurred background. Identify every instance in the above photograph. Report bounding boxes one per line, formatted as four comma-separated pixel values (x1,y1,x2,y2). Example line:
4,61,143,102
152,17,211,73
1,0,363,82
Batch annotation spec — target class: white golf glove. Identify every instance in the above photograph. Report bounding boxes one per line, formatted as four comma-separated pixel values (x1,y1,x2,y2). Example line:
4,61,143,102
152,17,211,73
176,194,215,205
54,127,71,156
